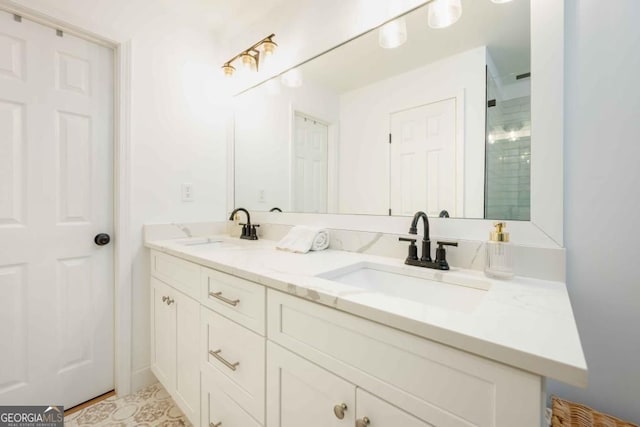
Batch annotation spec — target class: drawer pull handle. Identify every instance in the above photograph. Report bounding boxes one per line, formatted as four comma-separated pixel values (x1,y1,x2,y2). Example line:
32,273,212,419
333,403,347,419
356,417,370,427
209,349,240,371
210,422,222,427
209,291,240,307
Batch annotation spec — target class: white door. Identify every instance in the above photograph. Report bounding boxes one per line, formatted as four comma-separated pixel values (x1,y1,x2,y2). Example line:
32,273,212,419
267,342,355,427
0,11,114,408
292,112,328,213
390,98,458,217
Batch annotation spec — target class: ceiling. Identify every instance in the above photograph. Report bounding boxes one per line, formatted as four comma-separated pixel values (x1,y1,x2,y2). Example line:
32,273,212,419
298,0,530,94
7,0,287,40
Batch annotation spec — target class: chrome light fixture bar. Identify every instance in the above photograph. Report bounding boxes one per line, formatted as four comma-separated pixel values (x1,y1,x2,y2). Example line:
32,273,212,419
222,34,277,77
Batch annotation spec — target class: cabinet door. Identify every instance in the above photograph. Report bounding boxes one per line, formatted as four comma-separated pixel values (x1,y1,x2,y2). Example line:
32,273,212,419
150,278,176,391
201,370,261,427
175,291,200,425
356,388,433,427
267,342,355,427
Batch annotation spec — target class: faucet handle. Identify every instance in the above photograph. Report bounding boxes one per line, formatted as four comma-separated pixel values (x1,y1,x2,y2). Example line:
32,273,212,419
399,237,418,261
435,241,458,270
399,237,417,243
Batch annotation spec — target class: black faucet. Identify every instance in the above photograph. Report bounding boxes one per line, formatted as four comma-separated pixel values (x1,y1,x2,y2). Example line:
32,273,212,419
229,208,259,240
399,211,458,270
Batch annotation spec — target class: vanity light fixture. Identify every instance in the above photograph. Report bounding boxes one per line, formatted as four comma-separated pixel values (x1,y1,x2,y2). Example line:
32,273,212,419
428,0,463,29
379,17,408,49
221,34,277,77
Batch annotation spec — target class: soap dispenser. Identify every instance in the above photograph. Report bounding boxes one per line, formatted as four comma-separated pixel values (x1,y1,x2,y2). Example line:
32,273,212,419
485,222,514,279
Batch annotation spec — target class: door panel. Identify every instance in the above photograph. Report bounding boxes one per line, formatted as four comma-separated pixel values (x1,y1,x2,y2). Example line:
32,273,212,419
390,98,457,217
0,100,24,225
0,10,114,408
292,112,328,213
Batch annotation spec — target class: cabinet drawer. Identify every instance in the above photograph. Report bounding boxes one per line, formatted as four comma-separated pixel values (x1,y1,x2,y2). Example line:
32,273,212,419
201,370,261,427
201,306,265,423
150,250,200,299
201,266,265,335
268,290,541,427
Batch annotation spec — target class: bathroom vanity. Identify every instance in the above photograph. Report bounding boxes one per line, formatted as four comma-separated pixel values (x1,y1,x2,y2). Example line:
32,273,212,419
146,235,586,427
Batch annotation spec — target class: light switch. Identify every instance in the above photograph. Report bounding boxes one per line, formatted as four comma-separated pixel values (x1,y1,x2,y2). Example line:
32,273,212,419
182,183,194,202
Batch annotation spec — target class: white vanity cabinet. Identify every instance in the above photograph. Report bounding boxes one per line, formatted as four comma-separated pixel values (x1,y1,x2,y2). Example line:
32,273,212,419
149,250,548,427
149,277,200,424
267,289,543,427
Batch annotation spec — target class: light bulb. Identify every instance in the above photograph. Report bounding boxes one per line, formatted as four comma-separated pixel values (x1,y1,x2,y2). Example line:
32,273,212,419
240,52,257,71
222,63,235,77
260,39,277,56
281,68,303,88
428,0,462,29
378,17,407,49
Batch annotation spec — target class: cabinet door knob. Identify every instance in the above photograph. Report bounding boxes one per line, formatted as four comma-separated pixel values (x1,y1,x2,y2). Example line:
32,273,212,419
356,417,370,427
333,403,347,419
209,422,222,427
166,298,174,305
162,296,168,302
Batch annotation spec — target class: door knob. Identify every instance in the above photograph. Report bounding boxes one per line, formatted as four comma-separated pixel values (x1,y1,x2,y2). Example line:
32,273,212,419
94,233,111,246
333,403,347,419
356,417,370,427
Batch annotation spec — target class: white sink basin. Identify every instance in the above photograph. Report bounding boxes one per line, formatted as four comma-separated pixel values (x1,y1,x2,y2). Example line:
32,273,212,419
318,262,490,313
174,237,239,249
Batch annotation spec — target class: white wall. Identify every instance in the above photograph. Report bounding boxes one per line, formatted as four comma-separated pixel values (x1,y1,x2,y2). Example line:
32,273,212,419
338,47,486,216
128,21,229,389
234,79,340,212
546,0,640,423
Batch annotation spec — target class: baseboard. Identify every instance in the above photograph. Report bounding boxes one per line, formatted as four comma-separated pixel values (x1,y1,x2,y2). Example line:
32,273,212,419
131,367,156,393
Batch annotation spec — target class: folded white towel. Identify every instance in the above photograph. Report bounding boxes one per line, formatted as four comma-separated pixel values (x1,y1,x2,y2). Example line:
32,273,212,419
276,226,330,254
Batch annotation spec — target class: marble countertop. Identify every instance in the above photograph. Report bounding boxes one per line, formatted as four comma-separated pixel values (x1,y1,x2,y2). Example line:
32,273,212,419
146,235,587,387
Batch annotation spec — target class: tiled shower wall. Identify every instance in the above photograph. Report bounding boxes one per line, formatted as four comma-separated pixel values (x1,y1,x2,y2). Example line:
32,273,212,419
485,74,531,221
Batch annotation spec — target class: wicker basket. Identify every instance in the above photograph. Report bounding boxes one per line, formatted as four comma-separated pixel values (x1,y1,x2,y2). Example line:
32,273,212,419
552,396,638,427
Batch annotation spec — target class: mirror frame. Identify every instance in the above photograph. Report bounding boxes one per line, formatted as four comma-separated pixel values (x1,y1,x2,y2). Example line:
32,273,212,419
228,0,564,248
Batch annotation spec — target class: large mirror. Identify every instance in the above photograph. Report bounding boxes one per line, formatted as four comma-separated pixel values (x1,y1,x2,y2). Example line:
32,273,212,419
234,0,531,221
